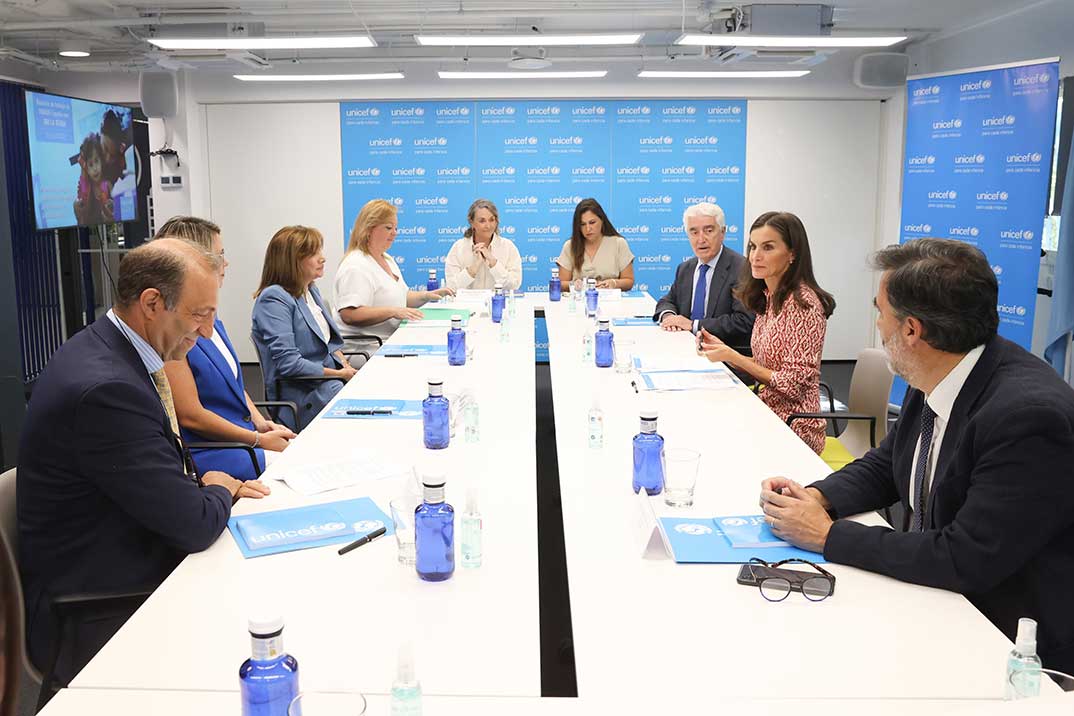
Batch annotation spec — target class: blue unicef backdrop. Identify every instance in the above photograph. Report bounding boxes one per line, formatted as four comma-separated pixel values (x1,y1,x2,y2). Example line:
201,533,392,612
340,99,747,295
900,60,1059,349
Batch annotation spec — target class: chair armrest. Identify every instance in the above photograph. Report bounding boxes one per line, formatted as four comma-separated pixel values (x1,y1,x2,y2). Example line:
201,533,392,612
343,350,371,362
253,400,299,427
349,333,383,346
786,412,877,447
51,589,154,611
819,381,836,412
185,441,261,476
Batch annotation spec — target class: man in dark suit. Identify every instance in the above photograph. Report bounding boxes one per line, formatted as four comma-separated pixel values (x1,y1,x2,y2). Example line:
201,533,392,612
653,201,754,346
17,239,269,683
760,238,1074,674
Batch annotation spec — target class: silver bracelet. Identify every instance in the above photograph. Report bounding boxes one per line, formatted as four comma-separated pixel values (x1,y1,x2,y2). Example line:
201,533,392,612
251,430,261,449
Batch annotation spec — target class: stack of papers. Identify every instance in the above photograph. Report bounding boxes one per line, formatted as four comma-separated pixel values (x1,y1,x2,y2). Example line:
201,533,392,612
637,370,738,391
267,453,411,496
401,307,472,327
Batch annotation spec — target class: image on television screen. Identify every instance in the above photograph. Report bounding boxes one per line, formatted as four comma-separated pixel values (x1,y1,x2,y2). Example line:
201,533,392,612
25,90,137,230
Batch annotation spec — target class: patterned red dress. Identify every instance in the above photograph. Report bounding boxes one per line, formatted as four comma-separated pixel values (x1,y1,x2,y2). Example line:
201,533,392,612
751,286,828,454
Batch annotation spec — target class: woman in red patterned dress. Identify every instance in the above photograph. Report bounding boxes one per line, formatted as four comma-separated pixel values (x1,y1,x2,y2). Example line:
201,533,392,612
697,211,836,454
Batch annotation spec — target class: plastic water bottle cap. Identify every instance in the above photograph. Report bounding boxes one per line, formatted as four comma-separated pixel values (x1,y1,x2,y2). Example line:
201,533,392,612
397,642,416,683
1015,617,1038,652
248,614,284,637
427,376,444,386
466,488,478,513
494,282,503,289
598,318,610,327
451,314,462,322
422,471,447,489
639,407,659,420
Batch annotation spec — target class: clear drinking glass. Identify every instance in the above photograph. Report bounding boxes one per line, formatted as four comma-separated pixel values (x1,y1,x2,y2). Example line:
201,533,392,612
614,339,635,374
663,448,700,507
288,692,367,716
389,495,420,565
466,325,479,361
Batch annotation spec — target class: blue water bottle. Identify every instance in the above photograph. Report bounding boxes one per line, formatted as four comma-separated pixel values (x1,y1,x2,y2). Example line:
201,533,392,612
632,409,665,496
594,318,614,368
415,473,455,582
491,282,506,323
549,269,562,301
239,615,299,716
585,278,599,318
422,378,450,449
427,269,439,291
447,315,466,366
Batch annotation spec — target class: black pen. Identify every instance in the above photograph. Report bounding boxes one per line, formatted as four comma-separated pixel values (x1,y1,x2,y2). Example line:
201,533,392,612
630,380,639,394
385,353,420,358
346,408,394,415
346,409,375,415
338,526,387,555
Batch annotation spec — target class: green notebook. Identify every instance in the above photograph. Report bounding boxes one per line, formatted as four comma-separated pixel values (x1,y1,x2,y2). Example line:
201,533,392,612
402,307,472,325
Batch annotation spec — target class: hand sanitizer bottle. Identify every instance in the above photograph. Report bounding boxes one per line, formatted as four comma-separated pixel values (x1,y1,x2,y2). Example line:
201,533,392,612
491,282,506,323
581,324,594,363
447,315,466,366
587,395,604,449
549,269,562,301
461,488,483,568
1005,617,1042,699
415,473,455,582
426,269,439,292
422,379,450,449
585,278,599,318
632,408,665,495
594,318,614,368
239,615,299,716
391,642,422,716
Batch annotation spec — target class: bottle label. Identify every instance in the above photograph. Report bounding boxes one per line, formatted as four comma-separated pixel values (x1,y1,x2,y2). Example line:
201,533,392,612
428,384,444,397
640,418,658,432
250,635,284,661
423,485,446,503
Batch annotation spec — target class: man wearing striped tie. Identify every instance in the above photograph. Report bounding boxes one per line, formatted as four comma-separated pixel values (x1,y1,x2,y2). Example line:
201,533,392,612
17,238,269,687
758,239,1074,677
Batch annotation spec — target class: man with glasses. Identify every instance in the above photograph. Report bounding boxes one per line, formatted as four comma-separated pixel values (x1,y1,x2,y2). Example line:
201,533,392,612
759,238,1074,675
652,201,754,344
17,239,270,685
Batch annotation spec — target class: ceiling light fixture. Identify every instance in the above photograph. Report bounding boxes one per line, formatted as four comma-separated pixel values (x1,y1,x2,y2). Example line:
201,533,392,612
59,41,91,58
152,36,376,50
676,34,906,48
417,33,641,47
233,73,404,82
638,70,811,78
438,70,607,80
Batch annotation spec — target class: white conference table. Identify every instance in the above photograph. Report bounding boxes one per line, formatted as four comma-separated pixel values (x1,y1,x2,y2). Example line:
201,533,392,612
543,292,1018,700
66,291,1039,705
71,299,543,697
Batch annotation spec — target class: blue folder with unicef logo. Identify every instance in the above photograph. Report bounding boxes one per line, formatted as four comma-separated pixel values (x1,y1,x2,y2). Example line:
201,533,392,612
228,497,393,559
658,514,825,564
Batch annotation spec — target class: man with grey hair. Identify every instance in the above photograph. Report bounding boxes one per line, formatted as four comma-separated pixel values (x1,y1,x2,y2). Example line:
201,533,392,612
17,238,269,685
759,238,1074,675
653,201,754,345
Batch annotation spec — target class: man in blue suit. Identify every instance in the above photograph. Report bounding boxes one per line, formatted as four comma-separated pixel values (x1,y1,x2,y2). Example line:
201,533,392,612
653,202,754,346
761,239,1074,674
17,239,269,682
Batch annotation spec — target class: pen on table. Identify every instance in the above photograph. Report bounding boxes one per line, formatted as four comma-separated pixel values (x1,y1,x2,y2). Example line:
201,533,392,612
346,408,395,416
338,526,387,555
630,380,639,394
384,353,419,358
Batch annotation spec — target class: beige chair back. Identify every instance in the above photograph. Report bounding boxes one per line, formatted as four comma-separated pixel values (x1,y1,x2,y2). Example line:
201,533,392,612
840,348,895,458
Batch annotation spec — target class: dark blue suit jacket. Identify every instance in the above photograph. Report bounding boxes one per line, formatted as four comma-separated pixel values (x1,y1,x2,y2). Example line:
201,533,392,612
182,318,266,481
17,317,233,671
251,283,344,430
653,247,754,345
812,336,1074,673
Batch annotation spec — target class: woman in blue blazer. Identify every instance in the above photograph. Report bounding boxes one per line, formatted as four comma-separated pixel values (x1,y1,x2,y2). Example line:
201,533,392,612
161,216,297,481
252,225,358,430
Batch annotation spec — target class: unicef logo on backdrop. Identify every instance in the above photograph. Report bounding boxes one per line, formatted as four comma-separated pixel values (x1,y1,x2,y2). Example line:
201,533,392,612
369,136,403,147
391,167,426,177
914,84,942,97
617,165,651,176
529,225,562,236
527,165,562,177
908,154,936,166
903,223,933,234
927,189,957,200
662,105,697,116
572,105,606,116
527,105,561,116
639,195,673,206
948,226,980,238
954,153,986,165
413,136,448,147
396,225,428,237
932,118,963,130
674,523,713,536
482,105,516,116
683,194,717,205
662,165,696,176
504,195,539,206
708,105,742,116
707,164,741,176
959,78,991,92
619,224,650,236
413,195,449,207
436,106,470,117
416,255,449,265
438,224,469,236
501,225,516,235
636,254,672,264
684,135,719,146
618,105,652,116
344,107,379,118
997,304,1028,317
436,166,471,177
1006,152,1043,164
639,135,674,146
346,167,381,177
1013,72,1051,86
571,165,606,176
726,224,739,234
549,135,584,146
504,136,537,147
999,229,1034,241
482,165,516,177
977,190,1009,202
548,194,583,206
391,106,425,117
982,114,1016,127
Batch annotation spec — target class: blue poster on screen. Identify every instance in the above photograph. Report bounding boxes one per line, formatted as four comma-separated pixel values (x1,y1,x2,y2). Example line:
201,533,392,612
340,99,747,297
900,60,1059,350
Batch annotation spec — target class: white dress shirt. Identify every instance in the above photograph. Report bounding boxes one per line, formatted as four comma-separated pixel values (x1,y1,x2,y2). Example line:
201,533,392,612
444,234,523,291
209,328,239,379
303,289,331,343
333,250,408,342
658,247,722,333
909,344,986,513
106,308,163,374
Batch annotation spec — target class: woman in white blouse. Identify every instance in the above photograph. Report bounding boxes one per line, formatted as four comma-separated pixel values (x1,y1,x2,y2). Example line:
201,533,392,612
334,198,454,353
444,198,523,291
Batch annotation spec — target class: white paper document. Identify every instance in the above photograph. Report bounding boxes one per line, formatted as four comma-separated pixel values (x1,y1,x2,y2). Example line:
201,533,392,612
632,355,723,373
269,456,411,496
639,370,737,392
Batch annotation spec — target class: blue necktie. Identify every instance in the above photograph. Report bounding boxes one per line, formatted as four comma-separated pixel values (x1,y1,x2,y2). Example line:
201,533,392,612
690,263,710,321
910,403,937,532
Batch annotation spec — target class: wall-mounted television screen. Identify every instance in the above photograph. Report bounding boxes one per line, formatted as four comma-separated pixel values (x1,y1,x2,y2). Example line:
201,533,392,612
25,90,138,230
